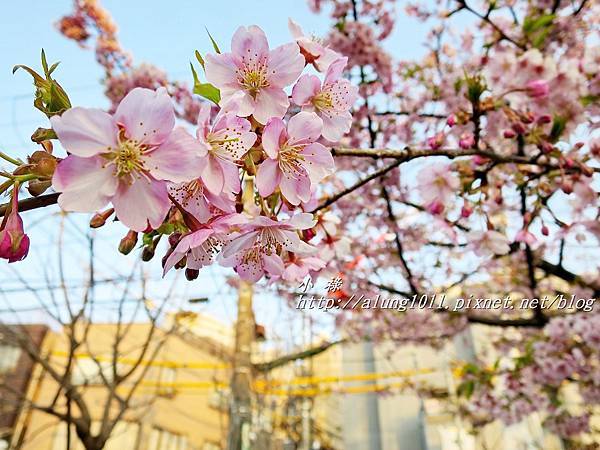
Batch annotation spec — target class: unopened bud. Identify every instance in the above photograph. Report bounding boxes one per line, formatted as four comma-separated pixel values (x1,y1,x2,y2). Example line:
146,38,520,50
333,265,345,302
537,115,552,125
541,225,549,236
511,122,526,134
446,115,456,127
90,208,114,228
27,180,52,197
185,268,199,281
503,129,516,139
119,230,138,255
142,236,161,262
461,205,473,218
561,180,573,194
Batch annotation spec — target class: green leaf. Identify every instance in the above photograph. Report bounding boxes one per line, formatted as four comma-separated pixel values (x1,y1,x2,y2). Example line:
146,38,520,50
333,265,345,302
581,94,599,107
193,82,221,104
195,50,205,70
48,61,60,76
549,115,566,143
523,14,555,34
41,49,49,77
190,62,200,85
206,28,221,54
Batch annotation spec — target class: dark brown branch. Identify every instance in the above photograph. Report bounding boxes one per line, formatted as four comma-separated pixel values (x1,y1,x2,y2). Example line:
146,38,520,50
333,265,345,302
381,184,419,295
312,159,402,212
0,192,59,217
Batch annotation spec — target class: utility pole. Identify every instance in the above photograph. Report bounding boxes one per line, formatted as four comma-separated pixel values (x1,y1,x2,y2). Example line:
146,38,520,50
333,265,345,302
227,281,254,450
227,179,256,450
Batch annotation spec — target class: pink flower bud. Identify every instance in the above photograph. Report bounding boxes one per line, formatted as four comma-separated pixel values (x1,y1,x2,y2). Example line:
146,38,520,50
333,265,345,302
503,129,516,138
541,225,549,236
426,200,445,215
561,180,573,194
526,79,550,98
472,155,489,166
426,132,445,150
537,115,552,125
512,122,527,134
0,191,30,263
459,133,475,149
446,115,456,127
461,205,473,218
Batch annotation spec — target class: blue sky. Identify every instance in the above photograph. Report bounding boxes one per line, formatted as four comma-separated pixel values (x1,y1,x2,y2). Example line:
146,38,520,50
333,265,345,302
0,1,431,348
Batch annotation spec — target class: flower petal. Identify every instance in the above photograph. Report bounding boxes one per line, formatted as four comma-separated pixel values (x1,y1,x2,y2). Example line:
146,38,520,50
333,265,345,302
52,155,117,212
205,53,241,89
115,87,175,146
232,25,269,61
292,75,321,106
256,158,282,197
145,128,205,183
280,168,311,205
302,142,334,183
50,107,118,157
324,57,348,85
268,43,305,87
262,117,286,158
112,178,170,231
253,87,289,124
321,111,352,142
201,154,225,195
287,112,322,144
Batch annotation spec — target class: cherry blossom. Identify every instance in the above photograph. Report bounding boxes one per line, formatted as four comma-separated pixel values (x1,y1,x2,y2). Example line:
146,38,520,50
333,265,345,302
292,57,358,142
195,103,256,195
256,112,334,205
51,87,204,231
163,213,247,274
205,25,305,124
220,213,317,282
288,18,341,72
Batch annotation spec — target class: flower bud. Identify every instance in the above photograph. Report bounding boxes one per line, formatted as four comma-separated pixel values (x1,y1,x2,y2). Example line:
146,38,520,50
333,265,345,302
118,230,138,255
446,115,456,127
426,200,444,215
459,133,475,150
90,208,114,228
537,115,552,125
461,205,473,218
27,180,52,197
185,268,199,281
511,122,526,135
525,79,550,98
426,132,444,150
0,190,30,263
503,129,516,139
541,225,549,236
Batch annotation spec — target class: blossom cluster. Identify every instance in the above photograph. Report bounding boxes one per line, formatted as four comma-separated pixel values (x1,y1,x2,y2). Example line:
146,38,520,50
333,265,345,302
37,25,356,282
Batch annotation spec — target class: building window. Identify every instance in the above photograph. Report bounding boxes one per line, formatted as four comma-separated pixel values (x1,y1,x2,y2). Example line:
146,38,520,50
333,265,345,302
0,345,21,374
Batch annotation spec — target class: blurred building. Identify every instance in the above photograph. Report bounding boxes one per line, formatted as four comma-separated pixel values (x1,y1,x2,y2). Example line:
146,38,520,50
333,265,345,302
8,315,232,450
0,325,49,449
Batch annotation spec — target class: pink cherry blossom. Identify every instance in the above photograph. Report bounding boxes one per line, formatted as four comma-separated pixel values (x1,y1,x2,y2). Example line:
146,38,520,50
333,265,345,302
282,255,326,283
292,57,358,142
195,102,256,195
0,190,30,263
417,163,460,209
288,18,341,72
471,230,511,256
220,213,317,282
51,87,204,231
163,213,247,275
168,178,236,224
256,112,334,205
205,25,305,124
